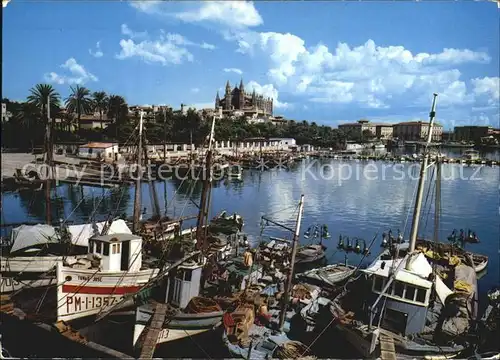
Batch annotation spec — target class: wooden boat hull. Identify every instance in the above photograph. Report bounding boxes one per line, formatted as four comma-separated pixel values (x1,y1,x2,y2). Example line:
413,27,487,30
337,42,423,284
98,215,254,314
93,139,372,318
56,263,159,322
295,245,326,264
0,255,81,293
133,307,223,346
296,264,356,286
0,255,80,273
0,275,56,293
336,324,466,358
415,239,488,274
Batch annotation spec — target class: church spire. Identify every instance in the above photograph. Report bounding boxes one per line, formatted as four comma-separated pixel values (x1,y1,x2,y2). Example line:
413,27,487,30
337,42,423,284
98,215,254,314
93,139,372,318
239,78,245,92
225,80,231,93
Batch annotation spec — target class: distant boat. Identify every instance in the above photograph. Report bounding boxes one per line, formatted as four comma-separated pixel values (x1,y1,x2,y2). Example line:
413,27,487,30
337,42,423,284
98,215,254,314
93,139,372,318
463,149,480,160
296,263,356,287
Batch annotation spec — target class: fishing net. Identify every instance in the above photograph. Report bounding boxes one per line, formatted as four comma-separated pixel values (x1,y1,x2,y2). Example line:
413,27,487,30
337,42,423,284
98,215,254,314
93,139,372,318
185,296,222,314
291,283,314,300
454,280,473,294
273,341,316,359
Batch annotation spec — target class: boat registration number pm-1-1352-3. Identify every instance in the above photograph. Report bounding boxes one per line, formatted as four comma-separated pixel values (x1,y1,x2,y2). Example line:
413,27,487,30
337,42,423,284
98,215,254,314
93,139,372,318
66,295,124,313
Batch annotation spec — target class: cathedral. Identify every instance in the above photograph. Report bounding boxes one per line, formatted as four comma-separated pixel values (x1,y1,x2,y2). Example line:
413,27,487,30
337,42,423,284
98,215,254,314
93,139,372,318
215,80,273,116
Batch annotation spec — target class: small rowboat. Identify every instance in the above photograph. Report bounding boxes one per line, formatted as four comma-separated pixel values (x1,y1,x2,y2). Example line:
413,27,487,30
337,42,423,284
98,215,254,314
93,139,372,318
295,244,326,265
296,263,356,286
415,239,488,274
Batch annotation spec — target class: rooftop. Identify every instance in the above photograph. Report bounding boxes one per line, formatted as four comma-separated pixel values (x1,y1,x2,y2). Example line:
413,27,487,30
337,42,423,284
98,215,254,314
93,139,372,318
90,233,141,243
80,142,118,149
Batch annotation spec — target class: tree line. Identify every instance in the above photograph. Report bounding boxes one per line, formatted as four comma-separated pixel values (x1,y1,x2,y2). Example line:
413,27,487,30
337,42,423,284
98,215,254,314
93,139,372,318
2,83,363,151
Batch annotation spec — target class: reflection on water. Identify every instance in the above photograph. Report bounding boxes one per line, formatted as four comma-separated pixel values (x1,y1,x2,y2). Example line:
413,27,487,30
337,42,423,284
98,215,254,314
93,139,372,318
2,155,499,297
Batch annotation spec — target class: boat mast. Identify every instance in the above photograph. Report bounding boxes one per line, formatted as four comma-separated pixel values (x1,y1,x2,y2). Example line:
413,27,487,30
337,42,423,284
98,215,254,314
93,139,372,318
132,111,144,233
407,93,438,255
195,116,216,251
45,96,52,225
433,159,441,243
278,194,305,331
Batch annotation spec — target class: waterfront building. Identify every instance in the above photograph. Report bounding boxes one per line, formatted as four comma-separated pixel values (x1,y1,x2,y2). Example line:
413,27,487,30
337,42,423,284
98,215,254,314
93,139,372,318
338,120,377,138
78,142,119,160
215,80,273,116
269,137,296,150
454,126,497,143
375,124,393,139
393,121,443,141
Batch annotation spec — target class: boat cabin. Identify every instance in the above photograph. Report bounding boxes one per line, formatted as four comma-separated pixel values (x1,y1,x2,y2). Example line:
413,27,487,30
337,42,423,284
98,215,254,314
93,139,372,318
362,253,433,336
87,233,143,273
165,260,203,309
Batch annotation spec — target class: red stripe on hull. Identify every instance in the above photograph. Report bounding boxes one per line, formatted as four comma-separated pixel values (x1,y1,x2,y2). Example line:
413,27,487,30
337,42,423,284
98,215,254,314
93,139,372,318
62,284,142,295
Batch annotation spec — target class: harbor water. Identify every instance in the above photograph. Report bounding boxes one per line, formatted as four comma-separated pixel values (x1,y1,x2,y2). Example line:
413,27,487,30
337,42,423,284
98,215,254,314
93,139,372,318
1,150,499,357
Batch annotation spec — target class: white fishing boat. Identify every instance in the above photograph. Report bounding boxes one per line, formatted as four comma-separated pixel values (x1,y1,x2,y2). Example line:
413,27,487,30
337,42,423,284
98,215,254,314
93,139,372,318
56,233,159,322
330,94,480,358
0,219,132,293
132,261,224,349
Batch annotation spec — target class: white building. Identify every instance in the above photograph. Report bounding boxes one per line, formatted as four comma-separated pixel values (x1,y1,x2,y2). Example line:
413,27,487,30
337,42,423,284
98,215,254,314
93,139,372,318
269,138,296,150
1,103,12,123
78,142,120,161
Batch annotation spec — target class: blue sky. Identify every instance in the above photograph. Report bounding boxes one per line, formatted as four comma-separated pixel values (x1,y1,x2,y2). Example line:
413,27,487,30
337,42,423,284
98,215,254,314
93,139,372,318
2,1,499,129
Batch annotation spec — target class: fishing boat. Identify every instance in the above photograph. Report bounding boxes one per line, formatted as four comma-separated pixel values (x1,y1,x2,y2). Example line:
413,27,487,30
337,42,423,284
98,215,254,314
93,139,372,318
330,94,480,358
296,263,356,287
415,238,488,273
295,244,326,265
132,261,224,350
56,233,160,322
210,210,244,235
222,195,315,360
0,219,132,293
463,149,480,161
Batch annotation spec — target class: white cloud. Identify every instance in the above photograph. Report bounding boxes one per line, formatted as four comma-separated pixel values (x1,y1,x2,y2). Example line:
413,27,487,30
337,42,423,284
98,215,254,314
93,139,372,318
191,88,200,93
232,34,492,109
246,80,291,109
44,58,98,85
471,76,500,106
121,24,148,39
129,1,162,14
201,42,216,50
116,25,214,65
174,1,263,29
89,41,103,58
130,1,263,29
116,38,193,65
224,68,243,75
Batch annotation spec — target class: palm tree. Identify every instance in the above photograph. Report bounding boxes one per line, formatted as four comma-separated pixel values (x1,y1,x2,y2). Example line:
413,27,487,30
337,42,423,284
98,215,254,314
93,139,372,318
16,102,41,152
65,85,93,132
107,95,128,139
107,95,128,123
26,84,61,123
92,91,109,128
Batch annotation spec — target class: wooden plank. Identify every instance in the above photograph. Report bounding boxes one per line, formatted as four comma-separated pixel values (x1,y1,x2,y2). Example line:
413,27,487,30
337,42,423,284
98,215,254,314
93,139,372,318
138,303,169,359
379,333,396,360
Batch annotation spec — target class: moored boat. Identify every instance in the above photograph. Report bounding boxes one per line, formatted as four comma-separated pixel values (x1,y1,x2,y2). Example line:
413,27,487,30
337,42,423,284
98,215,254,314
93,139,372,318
296,263,356,287
56,233,159,322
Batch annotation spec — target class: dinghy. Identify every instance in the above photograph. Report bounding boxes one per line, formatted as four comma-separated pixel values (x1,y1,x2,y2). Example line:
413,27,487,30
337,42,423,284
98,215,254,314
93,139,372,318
296,263,356,287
